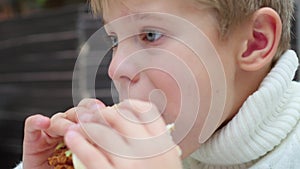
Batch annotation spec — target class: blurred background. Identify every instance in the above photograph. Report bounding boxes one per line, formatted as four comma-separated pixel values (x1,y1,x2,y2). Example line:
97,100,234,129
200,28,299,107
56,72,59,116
0,0,115,168
0,0,299,168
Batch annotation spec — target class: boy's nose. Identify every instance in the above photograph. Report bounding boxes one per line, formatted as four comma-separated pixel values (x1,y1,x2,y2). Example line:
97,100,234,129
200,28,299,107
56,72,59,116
108,41,140,84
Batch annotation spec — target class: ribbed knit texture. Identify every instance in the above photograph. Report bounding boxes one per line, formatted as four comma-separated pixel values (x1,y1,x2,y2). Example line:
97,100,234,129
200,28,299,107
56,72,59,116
188,50,300,168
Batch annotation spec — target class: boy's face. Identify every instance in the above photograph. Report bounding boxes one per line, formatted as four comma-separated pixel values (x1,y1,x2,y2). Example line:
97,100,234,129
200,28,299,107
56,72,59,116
102,0,237,157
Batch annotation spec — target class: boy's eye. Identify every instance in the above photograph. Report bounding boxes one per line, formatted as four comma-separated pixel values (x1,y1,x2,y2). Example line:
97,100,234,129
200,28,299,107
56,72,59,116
140,30,163,43
109,35,118,48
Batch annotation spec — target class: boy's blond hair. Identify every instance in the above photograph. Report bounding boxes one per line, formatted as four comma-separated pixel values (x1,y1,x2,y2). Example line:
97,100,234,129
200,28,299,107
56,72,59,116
90,0,295,60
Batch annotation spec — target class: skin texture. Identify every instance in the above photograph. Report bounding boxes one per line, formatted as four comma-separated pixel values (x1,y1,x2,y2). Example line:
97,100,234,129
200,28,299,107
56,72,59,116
21,0,282,168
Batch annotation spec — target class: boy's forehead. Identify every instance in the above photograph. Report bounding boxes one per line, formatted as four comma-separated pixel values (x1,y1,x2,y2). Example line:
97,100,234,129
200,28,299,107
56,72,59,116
101,0,155,23
102,0,197,24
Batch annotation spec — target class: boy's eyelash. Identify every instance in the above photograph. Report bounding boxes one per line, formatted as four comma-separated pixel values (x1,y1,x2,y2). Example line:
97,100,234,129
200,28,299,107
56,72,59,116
108,35,118,48
107,29,164,48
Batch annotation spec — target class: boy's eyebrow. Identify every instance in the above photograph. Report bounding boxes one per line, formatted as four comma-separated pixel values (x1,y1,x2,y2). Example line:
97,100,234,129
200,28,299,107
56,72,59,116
103,13,163,25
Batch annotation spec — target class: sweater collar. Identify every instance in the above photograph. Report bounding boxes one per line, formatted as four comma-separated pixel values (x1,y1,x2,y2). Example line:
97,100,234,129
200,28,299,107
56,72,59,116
190,50,300,167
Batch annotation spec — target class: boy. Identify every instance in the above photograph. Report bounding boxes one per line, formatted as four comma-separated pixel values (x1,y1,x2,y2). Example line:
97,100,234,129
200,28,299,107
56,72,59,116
16,0,300,168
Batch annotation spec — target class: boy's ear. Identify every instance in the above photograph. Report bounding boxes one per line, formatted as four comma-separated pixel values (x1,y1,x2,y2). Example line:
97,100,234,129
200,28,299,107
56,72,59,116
239,7,282,71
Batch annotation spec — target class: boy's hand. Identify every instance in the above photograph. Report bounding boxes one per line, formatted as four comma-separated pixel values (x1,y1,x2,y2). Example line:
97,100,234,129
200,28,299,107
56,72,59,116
21,99,105,169
22,114,60,169
64,99,183,169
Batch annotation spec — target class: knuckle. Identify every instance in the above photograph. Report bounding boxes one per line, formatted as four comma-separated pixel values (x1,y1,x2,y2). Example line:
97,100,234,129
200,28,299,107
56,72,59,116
51,112,65,120
78,98,99,107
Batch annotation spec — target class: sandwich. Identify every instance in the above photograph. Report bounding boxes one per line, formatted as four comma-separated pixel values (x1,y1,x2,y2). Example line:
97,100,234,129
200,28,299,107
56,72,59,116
47,123,176,169
48,142,86,169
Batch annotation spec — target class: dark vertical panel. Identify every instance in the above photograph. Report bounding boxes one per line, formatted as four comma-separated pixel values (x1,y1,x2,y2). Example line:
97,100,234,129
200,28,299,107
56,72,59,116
292,4,299,81
0,4,112,168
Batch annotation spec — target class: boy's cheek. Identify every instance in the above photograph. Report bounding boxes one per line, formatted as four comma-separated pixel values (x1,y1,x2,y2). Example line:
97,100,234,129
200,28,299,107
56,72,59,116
143,69,188,121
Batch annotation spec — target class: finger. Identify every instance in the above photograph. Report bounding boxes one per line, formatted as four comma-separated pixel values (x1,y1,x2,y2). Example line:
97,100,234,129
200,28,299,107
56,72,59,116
64,106,94,123
64,130,114,169
24,114,51,142
75,99,107,123
118,100,168,136
69,123,134,164
116,100,178,158
78,98,106,110
46,112,74,137
87,105,150,138
75,106,108,124
81,99,167,138
47,107,94,137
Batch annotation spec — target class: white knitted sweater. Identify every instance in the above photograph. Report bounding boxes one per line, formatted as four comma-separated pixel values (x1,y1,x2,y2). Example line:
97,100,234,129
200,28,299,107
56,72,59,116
184,50,300,169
